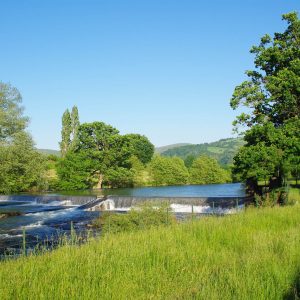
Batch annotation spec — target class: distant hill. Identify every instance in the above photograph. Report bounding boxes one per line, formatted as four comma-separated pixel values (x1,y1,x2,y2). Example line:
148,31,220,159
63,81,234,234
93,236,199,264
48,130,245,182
155,143,191,154
160,138,244,166
37,149,60,156
36,138,244,164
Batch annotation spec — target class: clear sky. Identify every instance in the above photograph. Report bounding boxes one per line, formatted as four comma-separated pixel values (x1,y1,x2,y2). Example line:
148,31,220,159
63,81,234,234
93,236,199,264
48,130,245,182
1,1,299,149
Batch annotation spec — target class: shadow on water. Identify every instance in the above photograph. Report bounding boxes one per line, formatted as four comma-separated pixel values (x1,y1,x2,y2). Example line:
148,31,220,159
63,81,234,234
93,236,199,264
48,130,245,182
43,183,247,198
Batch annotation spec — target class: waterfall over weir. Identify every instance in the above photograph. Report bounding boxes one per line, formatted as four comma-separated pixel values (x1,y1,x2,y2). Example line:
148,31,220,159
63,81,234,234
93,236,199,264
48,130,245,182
80,198,115,211
82,196,249,214
107,196,247,208
0,193,249,214
0,183,247,212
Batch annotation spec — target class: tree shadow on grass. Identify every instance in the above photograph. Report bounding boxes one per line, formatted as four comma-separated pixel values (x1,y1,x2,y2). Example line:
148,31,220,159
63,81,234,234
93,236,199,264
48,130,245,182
290,184,300,189
284,271,300,300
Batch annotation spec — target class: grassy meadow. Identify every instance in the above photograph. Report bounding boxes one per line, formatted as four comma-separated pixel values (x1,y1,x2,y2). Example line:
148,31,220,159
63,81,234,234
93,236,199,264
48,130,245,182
1,205,300,299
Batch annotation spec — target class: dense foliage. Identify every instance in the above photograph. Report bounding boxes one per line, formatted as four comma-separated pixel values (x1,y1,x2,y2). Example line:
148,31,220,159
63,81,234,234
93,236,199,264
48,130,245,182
189,156,231,184
56,105,231,189
57,115,231,189
57,120,155,189
0,132,47,193
161,138,244,166
0,82,29,141
149,155,189,186
0,82,46,194
123,134,154,164
230,12,300,201
93,203,175,234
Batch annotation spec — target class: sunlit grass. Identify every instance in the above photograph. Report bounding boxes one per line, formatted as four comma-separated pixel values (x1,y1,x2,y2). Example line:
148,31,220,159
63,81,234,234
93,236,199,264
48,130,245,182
1,206,300,299
288,188,300,205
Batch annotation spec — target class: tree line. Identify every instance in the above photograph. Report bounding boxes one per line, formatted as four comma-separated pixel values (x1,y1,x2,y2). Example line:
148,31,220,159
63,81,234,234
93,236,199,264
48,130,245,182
55,108,230,190
0,82,230,194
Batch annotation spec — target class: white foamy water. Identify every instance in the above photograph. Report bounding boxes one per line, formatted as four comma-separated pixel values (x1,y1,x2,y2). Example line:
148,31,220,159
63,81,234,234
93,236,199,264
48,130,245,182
19,221,44,230
26,207,76,217
113,207,131,212
0,233,23,239
47,200,77,207
170,204,244,214
107,203,245,214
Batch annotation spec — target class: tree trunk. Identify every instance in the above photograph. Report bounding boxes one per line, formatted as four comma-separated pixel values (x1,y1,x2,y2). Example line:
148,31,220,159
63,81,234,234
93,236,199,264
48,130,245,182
246,177,261,197
269,173,286,204
94,174,103,190
269,174,283,190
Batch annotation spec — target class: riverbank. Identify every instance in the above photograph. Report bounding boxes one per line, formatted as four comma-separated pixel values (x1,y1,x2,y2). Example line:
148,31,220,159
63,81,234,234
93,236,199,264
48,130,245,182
1,205,300,299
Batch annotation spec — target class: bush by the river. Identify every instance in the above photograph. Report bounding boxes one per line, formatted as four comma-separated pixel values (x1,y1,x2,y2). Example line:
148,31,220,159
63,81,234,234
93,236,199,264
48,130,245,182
93,202,176,234
148,155,189,186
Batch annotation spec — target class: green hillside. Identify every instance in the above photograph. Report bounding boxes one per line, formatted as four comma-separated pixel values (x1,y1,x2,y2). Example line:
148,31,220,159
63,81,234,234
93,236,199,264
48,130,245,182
37,149,60,156
161,138,244,166
155,143,191,154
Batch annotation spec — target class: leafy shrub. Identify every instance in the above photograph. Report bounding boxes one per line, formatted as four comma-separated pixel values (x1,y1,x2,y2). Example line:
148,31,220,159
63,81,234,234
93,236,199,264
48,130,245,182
149,155,189,185
103,167,134,188
93,202,176,234
254,189,289,207
189,156,231,184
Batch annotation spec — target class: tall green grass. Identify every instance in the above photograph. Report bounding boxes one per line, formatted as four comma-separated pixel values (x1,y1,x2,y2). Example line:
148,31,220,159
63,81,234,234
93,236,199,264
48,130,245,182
288,188,300,205
1,206,300,299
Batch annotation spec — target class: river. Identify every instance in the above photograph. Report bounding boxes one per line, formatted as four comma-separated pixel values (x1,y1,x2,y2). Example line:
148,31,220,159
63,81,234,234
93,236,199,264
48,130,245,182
0,183,245,256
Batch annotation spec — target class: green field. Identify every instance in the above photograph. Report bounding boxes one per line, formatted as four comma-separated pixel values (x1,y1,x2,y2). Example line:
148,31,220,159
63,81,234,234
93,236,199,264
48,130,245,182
1,206,300,299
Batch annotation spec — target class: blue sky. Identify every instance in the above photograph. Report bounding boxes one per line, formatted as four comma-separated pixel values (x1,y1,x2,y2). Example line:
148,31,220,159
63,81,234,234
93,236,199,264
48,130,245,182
1,1,299,149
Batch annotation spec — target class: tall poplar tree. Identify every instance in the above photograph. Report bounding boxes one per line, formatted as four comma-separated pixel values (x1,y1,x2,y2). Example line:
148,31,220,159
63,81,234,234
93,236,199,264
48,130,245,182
60,109,72,157
70,106,80,150
60,106,80,156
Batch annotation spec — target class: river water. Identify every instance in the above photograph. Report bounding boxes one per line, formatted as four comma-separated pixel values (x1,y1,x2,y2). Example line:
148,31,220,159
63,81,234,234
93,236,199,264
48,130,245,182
0,183,245,256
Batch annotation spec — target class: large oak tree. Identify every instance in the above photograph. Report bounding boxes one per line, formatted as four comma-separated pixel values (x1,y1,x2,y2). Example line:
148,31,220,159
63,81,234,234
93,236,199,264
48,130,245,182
230,12,300,202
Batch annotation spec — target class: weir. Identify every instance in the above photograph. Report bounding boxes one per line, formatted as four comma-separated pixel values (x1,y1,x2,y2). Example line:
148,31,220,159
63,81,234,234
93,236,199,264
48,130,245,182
0,194,251,212
78,197,113,210
76,195,251,213
106,196,249,209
